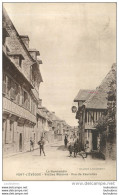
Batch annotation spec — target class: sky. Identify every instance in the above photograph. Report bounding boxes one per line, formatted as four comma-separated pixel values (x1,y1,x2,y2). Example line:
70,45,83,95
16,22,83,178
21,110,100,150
3,3,116,126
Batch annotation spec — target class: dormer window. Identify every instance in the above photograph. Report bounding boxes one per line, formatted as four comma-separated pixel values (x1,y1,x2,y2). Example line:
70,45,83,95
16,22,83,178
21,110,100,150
37,59,42,64
7,52,24,67
2,25,10,45
28,49,40,60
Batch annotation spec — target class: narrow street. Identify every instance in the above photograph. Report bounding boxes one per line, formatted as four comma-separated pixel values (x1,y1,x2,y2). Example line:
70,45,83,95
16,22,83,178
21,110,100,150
2,5,116,184
3,141,116,181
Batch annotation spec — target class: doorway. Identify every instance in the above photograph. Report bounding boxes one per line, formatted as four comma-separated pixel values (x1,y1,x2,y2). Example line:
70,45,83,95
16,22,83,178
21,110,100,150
92,132,98,150
19,133,22,152
3,119,7,144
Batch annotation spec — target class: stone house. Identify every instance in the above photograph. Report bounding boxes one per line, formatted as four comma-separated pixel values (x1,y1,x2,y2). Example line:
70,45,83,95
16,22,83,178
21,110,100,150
2,8,43,154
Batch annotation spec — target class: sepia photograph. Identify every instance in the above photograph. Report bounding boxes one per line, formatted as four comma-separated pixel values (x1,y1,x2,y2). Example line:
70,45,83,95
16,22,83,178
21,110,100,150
2,2,116,181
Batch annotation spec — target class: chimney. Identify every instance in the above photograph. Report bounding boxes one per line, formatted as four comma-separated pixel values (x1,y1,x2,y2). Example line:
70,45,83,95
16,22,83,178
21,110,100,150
20,35,30,49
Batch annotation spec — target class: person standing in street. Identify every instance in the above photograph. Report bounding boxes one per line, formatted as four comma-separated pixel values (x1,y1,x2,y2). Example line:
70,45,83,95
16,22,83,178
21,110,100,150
74,138,79,158
64,135,68,148
68,142,73,157
38,137,46,156
68,136,74,157
30,138,34,152
84,140,89,158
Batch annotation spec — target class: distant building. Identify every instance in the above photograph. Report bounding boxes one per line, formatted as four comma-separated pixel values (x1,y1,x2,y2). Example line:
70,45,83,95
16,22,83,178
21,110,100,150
37,106,54,143
51,112,62,141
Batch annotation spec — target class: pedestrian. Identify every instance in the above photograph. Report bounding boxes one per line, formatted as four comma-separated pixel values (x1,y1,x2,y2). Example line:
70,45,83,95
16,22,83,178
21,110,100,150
74,139,79,158
68,137,74,157
64,135,68,147
38,137,46,156
30,138,34,152
68,142,73,157
84,140,89,158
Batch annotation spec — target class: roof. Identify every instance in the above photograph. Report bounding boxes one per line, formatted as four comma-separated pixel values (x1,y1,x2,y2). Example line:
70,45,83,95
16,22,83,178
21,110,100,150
52,114,61,121
37,107,53,122
74,89,95,102
37,59,42,64
49,112,62,121
3,8,35,63
84,63,116,109
3,7,42,68
3,48,34,89
20,35,30,41
37,109,46,119
28,49,40,56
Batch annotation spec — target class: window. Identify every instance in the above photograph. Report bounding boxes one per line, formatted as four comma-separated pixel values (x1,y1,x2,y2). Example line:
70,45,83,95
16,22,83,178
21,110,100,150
93,112,94,122
87,112,89,123
3,74,20,101
6,77,11,97
14,82,18,102
31,100,36,115
24,91,28,102
19,89,31,111
10,121,13,131
3,74,7,94
25,92,28,108
3,74,10,96
21,89,24,105
85,111,87,122
10,80,15,100
31,66,36,87
27,95,30,110
11,55,23,68
31,99,33,113
3,74,32,111
37,117,38,128
22,90,31,110
21,90,27,107
34,133,35,141
16,85,21,104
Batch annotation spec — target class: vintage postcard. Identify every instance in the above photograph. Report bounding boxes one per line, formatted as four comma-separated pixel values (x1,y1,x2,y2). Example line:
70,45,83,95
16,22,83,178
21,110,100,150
2,2,116,181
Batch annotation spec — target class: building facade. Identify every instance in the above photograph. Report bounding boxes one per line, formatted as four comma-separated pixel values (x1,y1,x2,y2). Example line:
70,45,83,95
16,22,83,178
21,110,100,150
2,8,73,155
2,8,43,154
74,64,116,159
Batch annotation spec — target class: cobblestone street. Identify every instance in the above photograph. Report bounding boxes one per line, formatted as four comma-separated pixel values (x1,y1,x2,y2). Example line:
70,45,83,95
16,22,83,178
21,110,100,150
3,141,116,181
